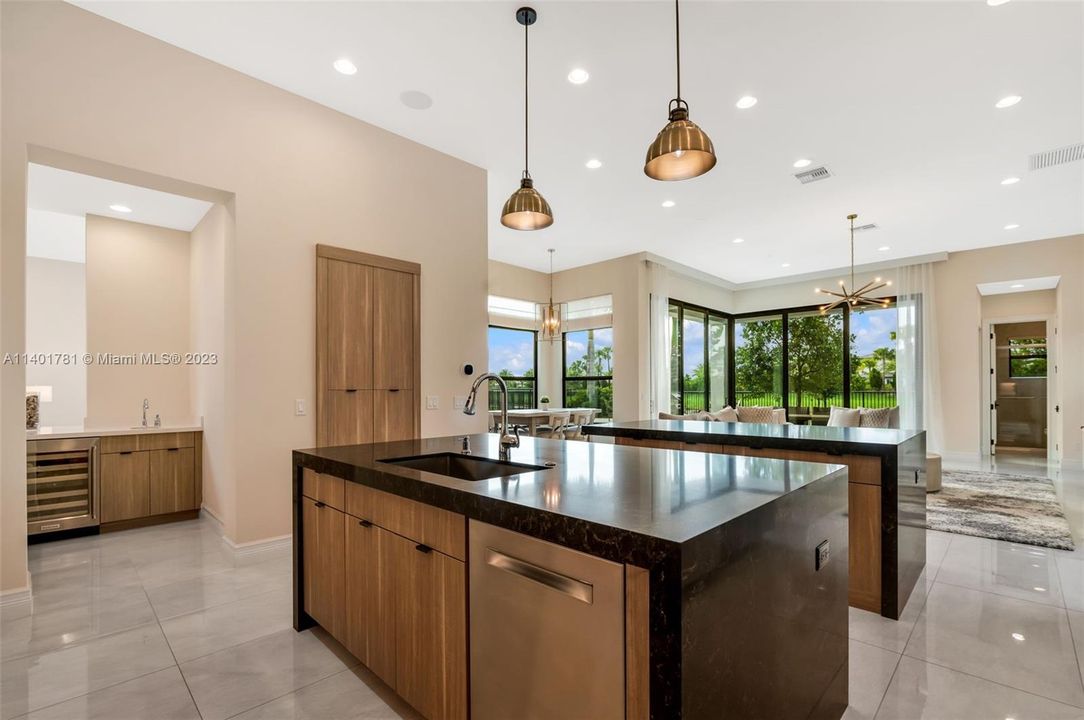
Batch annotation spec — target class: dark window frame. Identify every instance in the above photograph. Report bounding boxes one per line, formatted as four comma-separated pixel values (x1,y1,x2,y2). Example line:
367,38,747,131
669,299,729,415
669,297,898,420
486,325,539,409
561,327,614,417
1007,337,1048,378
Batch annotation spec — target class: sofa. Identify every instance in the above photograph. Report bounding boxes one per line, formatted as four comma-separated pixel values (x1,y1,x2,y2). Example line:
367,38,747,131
659,406,788,425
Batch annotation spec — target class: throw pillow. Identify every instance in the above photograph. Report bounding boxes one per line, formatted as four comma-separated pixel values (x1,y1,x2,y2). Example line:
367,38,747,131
888,406,901,429
659,411,710,421
708,406,739,422
736,406,775,424
859,407,893,428
827,406,861,427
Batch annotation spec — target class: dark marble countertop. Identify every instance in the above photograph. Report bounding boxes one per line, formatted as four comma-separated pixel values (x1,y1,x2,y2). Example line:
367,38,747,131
294,433,845,549
583,419,923,455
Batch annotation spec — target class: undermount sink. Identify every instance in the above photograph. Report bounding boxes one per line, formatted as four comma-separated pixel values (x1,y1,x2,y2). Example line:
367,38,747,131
379,453,549,481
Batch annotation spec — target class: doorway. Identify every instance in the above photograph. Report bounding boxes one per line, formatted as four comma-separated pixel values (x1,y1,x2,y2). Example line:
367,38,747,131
989,320,1050,457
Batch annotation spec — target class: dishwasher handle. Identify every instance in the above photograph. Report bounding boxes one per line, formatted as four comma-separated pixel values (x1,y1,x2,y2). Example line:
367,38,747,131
485,548,593,604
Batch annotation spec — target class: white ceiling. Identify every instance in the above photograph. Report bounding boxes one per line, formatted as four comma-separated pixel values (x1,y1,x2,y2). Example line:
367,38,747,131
28,164,214,232
72,1,1084,283
977,275,1060,296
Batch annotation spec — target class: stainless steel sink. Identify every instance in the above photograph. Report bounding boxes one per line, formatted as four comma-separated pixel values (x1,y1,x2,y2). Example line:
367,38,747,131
379,453,548,481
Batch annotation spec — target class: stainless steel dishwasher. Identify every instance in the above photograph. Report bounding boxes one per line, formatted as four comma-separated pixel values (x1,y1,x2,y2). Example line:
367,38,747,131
469,520,625,720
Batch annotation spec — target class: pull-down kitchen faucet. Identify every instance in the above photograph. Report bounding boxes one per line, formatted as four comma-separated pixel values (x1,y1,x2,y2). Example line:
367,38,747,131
141,398,150,428
463,373,519,461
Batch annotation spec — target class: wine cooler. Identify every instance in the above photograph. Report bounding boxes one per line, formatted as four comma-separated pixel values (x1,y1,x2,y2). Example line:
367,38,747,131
27,437,100,535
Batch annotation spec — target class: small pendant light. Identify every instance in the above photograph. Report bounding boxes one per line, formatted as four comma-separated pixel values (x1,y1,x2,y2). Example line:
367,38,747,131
644,0,717,181
540,249,562,341
501,7,554,231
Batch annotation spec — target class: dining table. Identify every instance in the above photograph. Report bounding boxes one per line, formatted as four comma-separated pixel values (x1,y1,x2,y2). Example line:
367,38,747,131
487,407,600,437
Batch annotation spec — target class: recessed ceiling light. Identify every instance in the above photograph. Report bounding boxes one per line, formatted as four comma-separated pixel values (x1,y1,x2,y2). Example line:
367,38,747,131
1011,283,1025,289
1034,586,1047,592
732,238,745,244
399,90,432,110
567,68,589,85
109,204,132,213
878,246,890,252
793,158,812,169
333,58,358,76
736,95,758,109
1004,223,1020,230
1011,632,1025,642
1001,176,1020,185
995,95,1022,109
661,200,675,208
987,0,1011,6
781,262,791,268
585,158,602,169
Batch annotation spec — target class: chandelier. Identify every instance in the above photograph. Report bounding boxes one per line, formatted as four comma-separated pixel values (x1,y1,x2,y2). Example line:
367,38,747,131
539,249,563,342
816,213,892,314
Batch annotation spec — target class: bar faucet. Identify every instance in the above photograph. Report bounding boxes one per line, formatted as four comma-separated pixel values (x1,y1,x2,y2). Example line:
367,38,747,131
141,398,150,428
463,373,519,461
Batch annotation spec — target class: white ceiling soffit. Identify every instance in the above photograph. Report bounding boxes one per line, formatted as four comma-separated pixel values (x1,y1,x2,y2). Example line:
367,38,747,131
27,164,214,232
72,1,1084,283
977,275,1061,296
27,210,86,263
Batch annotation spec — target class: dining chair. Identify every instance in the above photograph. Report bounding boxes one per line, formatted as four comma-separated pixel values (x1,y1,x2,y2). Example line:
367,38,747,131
538,411,571,439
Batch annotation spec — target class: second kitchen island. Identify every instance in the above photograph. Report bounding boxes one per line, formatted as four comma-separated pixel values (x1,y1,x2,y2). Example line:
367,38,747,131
294,434,850,720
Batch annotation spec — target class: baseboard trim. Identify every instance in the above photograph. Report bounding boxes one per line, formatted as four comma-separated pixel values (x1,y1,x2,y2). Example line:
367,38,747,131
0,576,32,608
200,505,225,536
223,533,292,558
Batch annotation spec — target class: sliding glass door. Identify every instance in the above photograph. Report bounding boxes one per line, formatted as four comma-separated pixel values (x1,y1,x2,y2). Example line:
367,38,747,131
669,301,728,414
734,315,783,409
786,309,844,424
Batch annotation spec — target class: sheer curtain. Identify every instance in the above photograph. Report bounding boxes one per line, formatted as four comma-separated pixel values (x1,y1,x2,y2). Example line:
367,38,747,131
646,261,672,417
896,263,943,452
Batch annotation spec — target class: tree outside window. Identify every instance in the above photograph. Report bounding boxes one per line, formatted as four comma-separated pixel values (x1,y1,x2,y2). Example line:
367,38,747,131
563,328,613,419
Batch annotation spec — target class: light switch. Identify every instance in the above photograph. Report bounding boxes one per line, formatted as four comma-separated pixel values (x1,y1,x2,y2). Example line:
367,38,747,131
453,395,467,409
426,395,440,410
295,399,306,416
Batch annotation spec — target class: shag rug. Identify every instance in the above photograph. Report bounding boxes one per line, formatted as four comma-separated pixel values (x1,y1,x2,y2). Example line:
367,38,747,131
927,469,1076,551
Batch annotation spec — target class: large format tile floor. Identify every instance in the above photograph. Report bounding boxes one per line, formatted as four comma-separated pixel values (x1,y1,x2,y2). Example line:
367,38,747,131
3,455,1083,720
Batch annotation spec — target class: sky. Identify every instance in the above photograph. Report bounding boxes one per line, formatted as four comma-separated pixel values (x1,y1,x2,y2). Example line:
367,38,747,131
851,307,896,356
488,327,535,375
564,328,613,368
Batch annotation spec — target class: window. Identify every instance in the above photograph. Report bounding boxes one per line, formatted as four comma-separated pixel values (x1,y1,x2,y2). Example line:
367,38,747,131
668,301,728,414
487,326,537,410
1009,337,1047,378
787,309,844,424
850,305,898,409
563,327,613,420
734,315,784,408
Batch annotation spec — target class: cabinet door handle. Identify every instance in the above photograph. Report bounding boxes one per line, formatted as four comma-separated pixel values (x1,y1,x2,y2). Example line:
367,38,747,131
388,388,400,393
415,543,432,554
359,519,372,528
119,451,133,455
314,501,326,508
167,448,179,452
345,388,358,393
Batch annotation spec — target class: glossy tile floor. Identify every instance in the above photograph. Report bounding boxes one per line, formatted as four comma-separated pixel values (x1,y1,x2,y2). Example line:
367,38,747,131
0,520,420,720
3,453,1082,720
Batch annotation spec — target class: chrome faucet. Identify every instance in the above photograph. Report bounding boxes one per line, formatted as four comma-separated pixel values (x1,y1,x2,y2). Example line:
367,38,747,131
463,373,519,461
141,398,150,428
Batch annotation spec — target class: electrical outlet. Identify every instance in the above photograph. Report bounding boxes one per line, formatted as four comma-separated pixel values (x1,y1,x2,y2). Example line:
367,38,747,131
426,395,440,410
815,540,830,571
453,395,467,409
295,399,306,416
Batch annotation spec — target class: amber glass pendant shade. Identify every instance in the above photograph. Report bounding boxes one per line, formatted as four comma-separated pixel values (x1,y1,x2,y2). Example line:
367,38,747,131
644,104,717,181
501,177,553,231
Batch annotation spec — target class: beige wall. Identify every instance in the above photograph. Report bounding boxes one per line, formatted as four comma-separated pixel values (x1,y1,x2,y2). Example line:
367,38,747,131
1,1,487,591
85,215,192,426
981,289,1057,319
25,257,87,428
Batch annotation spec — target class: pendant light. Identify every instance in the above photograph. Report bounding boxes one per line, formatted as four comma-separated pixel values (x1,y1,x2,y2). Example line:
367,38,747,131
816,214,893,314
501,7,554,231
644,0,717,181
539,249,563,342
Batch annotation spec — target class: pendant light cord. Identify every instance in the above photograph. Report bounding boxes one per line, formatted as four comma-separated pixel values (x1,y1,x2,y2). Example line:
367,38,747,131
849,215,856,291
674,0,682,102
524,19,530,178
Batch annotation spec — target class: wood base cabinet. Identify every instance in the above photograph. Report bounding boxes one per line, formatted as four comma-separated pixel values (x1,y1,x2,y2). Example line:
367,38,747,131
344,519,396,687
100,432,202,528
101,452,150,522
302,497,346,639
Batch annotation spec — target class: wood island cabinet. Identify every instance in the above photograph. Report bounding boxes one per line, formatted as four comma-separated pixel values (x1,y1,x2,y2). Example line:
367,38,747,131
300,469,466,720
316,246,420,447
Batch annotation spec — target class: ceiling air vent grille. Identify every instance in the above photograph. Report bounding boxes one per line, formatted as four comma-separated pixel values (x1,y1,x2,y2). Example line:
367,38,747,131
1029,143,1084,171
853,223,879,233
794,166,832,184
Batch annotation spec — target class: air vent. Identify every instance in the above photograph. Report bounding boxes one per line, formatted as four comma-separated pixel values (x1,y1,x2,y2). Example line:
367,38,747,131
853,223,879,233
1029,143,1084,171
794,166,832,184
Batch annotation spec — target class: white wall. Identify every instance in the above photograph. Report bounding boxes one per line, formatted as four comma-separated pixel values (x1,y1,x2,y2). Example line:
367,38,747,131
25,257,86,427
1,1,488,592
85,214,193,426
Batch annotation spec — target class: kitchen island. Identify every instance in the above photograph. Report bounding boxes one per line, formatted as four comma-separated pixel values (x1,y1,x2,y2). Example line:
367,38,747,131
583,420,927,619
294,434,850,720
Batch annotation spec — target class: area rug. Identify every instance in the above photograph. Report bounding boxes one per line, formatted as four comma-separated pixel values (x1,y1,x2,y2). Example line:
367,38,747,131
927,469,1076,551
